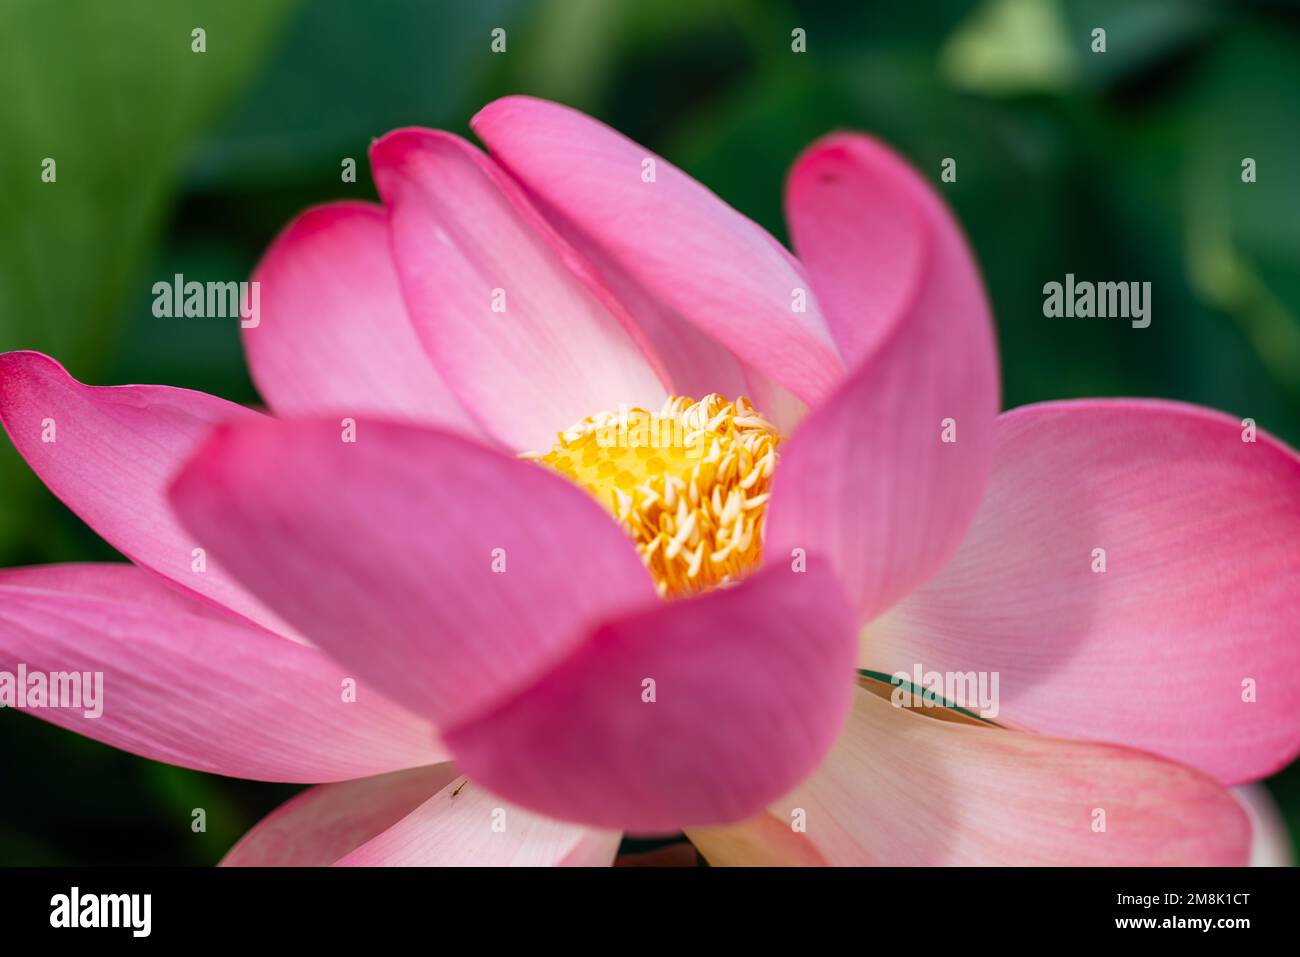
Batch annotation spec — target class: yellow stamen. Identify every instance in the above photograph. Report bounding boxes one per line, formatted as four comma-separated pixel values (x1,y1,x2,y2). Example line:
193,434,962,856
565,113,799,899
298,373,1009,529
529,394,781,599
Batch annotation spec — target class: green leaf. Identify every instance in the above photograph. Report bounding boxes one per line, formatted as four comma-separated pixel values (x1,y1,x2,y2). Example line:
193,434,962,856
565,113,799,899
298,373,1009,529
191,0,529,190
0,0,297,548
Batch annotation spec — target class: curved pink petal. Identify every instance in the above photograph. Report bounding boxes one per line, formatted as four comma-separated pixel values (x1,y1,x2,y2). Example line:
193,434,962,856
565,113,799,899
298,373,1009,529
369,128,668,452
550,221,753,403
690,687,1251,865
169,417,659,732
524,193,810,432
0,563,445,782
443,563,856,834
336,776,621,867
246,201,480,435
0,561,233,620
223,765,461,866
765,134,1000,625
471,96,843,407
785,134,930,367
873,400,1300,785
0,351,301,639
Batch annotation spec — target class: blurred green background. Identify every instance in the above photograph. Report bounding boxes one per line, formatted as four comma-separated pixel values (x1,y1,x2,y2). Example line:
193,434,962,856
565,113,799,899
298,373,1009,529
2,0,1298,864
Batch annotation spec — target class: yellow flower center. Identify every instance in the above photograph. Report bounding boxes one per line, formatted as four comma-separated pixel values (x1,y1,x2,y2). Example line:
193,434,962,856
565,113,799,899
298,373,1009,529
527,394,781,599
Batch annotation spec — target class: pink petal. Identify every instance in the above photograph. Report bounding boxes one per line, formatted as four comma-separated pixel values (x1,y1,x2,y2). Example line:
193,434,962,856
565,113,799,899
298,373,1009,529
0,563,445,782
444,563,856,833
336,776,621,867
0,351,301,639
551,222,753,403
785,134,929,366
873,399,1300,784
246,201,480,435
690,687,1251,865
223,765,460,866
765,134,1000,624
521,185,810,432
471,96,844,407
0,561,232,620
369,128,668,451
169,417,659,731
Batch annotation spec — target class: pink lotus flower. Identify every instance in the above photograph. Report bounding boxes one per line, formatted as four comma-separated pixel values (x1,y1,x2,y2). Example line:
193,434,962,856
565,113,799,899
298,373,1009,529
2,96,1297,866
